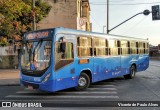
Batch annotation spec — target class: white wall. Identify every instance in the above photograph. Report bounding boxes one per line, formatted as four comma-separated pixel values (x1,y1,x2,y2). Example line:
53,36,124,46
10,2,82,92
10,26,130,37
0,46,17,56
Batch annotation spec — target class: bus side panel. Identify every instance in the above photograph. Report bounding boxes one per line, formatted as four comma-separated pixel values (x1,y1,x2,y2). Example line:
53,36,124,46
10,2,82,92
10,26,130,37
92,57,109,82
121,54,149,75
54,57,95,91
106,56,121,78
53,33,79,91
137,54,149,72
54,60,79,92
92,56,121,82
121,55,140,75
39,80,55,92
75,58,94,82
121,55,132,75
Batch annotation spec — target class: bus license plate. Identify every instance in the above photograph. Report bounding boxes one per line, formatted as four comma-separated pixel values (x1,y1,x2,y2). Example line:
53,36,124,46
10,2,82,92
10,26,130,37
28,85,33,90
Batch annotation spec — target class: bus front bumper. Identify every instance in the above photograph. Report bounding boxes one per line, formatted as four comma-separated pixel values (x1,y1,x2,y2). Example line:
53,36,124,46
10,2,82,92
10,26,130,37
20,79,56,92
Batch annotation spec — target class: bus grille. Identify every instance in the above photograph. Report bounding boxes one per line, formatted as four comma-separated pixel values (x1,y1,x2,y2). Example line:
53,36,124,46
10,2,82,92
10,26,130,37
22,81,39,89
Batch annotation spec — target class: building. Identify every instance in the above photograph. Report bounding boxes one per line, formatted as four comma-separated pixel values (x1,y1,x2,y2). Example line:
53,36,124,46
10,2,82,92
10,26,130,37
0,46,18,69
38,0,91,31
149,44,160,57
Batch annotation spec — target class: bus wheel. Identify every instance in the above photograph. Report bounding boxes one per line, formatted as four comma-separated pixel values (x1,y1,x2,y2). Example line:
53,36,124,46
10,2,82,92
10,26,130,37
124,65,136,79
75,73,90,91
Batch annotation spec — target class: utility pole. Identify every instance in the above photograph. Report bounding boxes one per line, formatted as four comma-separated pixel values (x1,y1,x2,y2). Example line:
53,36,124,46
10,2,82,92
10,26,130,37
107,0,109,34
32,0,36,31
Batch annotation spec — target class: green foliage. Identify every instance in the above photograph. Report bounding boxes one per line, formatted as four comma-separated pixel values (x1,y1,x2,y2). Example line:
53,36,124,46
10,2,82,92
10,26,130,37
0,0,51,46
0,37,8,46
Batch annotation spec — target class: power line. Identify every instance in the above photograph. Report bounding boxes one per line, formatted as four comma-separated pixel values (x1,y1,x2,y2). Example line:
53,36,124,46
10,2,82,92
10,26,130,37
91,0,135,3
121,16,147,34
90,14,102,30
90,2,160,6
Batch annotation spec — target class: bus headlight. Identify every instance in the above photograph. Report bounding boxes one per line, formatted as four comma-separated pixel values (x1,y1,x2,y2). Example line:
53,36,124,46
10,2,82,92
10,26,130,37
42,73,51,83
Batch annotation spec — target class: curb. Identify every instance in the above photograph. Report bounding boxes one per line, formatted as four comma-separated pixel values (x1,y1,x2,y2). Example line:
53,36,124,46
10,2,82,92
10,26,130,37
0,78,19,86
0,84,20,86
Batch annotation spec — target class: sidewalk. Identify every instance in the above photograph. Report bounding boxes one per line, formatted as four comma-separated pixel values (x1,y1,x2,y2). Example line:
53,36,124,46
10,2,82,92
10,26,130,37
0,69,19,86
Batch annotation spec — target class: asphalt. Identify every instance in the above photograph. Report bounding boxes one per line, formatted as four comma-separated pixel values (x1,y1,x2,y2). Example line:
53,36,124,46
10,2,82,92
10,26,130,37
0,69,19,86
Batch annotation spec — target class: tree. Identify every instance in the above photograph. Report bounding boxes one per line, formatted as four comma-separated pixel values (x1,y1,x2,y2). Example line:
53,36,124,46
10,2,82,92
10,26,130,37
0,0,51,46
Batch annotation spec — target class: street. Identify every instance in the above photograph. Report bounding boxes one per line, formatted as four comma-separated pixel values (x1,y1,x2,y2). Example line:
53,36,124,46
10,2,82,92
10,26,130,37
0,60,160,110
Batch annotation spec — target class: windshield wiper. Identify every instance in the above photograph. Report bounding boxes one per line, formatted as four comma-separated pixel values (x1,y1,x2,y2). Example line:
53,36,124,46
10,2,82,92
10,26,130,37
25,41,32,62
32,39,43,61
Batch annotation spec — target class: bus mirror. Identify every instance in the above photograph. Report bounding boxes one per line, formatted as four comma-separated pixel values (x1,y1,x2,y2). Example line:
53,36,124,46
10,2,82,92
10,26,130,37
60,43,66,53
14,45,16,53
20,45,25,54
21,48,25,54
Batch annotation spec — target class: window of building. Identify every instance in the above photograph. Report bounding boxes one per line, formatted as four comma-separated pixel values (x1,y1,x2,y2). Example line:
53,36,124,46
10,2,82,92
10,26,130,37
54,0,57,3
77,36,92,57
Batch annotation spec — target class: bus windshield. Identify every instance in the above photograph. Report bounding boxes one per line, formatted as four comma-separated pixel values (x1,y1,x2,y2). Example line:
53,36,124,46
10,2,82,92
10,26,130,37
21,40,52,72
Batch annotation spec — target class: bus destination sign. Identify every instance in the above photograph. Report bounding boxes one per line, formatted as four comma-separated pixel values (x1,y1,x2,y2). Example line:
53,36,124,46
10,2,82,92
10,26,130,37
26,31,49,40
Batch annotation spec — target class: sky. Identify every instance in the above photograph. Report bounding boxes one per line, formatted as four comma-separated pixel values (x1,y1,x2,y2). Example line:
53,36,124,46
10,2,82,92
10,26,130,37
89,0,160,46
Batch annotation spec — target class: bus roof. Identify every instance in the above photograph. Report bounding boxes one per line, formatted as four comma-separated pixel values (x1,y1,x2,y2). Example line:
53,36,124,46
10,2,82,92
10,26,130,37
25,27,148,42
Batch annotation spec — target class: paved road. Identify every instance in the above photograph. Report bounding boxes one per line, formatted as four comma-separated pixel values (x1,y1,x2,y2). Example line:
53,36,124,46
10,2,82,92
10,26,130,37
0,60,160,110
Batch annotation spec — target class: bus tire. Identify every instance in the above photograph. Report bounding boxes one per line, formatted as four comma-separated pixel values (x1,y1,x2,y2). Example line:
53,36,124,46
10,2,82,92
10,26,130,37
124,65,136,79
75,72,90,91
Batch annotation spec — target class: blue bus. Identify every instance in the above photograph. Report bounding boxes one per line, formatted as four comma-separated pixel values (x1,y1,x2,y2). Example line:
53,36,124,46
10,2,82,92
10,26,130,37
20,27,149,92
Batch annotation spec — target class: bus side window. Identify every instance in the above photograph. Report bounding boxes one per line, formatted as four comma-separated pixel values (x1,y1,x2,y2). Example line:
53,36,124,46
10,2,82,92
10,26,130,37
117,40,121,55
145,42,149,54
136,42,139,54
127,41,130,54
94,38,107,56
77,36,92,57
106,48,109,55
108,48,111,55
108,39,115,56
121,40,131,55
60,43,66,53
143,43,145,54
55,42,74,71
